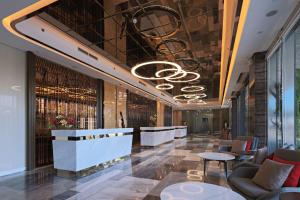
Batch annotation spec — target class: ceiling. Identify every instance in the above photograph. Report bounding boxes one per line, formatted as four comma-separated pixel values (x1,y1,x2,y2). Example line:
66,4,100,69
222,0,300,104
35,0,224,106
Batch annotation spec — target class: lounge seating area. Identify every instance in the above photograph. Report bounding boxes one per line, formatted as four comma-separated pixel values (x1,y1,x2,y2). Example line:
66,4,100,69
228,149,300,200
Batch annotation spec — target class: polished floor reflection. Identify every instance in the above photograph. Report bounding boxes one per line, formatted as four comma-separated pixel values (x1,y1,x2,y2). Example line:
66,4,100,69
0,135,232,200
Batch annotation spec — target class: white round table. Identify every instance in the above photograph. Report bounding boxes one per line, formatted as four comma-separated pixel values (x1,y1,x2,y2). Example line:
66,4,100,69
160,182,245,200
198,152,235,177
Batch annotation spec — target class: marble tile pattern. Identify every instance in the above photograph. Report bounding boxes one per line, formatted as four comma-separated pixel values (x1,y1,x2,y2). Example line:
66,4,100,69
0,135,235,200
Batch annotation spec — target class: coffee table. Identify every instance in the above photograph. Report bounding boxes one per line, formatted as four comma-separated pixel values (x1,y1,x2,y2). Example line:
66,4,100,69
198,152,235,177
160,182,245,200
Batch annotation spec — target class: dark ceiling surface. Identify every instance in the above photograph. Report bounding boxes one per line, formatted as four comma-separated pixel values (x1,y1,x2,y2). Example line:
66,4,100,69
40,0,223,101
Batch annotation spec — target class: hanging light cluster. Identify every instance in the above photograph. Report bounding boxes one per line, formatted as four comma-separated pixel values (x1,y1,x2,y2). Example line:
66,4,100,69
131,61,200,83
130,5,207,105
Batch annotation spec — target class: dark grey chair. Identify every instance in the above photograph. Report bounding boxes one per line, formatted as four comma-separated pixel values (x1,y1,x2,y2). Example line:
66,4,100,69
227,149,300,200
219,136,259,161
232,147,268,170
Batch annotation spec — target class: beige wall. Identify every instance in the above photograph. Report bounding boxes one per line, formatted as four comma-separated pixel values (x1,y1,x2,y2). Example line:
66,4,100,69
157,101,165,126
103,81,127,128
104,82,117,128
173,110,183,126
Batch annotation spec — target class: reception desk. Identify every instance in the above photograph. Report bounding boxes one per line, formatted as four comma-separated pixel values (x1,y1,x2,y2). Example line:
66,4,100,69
140,127,175,146
51,128,133,172
174,126,187,138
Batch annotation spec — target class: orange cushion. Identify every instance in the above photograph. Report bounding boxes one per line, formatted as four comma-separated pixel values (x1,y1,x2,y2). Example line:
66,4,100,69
273,156,300,187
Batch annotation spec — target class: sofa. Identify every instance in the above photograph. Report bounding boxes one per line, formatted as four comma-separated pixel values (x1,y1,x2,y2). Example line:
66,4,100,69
227,149,300,200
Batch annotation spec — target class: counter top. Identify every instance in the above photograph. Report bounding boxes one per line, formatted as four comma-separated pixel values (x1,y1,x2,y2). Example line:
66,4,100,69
140,126,186,131
51,128,134,137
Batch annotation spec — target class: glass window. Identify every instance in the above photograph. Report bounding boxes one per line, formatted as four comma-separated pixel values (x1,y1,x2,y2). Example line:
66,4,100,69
295,23,300,149
267,48,283,152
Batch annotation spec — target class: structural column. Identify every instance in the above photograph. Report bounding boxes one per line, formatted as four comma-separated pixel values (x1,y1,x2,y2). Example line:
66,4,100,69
253,52,267,147
231,98,237,139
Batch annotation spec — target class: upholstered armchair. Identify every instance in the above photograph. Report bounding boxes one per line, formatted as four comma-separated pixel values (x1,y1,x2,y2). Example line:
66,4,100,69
219,136,259,161
227,149,300,200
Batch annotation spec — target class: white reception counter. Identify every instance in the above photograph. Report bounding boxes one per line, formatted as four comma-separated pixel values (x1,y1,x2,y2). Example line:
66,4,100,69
140,126,187,146
174,126,187,138
51,128,133,172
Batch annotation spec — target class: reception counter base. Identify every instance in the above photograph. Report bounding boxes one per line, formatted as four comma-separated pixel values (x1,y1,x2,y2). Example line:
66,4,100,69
52,128,133,173
56,155,131,178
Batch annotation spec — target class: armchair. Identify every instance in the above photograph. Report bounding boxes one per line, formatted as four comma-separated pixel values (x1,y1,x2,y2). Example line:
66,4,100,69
219,136,259,161
228,149,300,200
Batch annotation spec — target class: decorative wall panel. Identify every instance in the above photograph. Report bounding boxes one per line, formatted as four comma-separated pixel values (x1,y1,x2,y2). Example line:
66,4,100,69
164,105,173,126
103,82,127,128
126,91,157,145
35,56,98,167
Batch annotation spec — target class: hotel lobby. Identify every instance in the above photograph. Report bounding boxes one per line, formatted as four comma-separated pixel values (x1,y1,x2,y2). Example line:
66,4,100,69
0,0,300,199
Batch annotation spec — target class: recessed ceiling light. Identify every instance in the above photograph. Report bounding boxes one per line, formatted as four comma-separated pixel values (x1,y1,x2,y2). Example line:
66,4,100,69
266,10,277,17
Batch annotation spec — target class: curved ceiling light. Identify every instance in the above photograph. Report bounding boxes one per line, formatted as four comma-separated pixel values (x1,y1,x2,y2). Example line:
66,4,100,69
132,5,181,39
156,38,187,55
195,93,207,99
184,93,207,99
166,71,200,83
155,68,187,80
181,85,205,93
156,83,174,90
187,99,207,105
131,61,182,80
176,58,199,71
173,94,199,101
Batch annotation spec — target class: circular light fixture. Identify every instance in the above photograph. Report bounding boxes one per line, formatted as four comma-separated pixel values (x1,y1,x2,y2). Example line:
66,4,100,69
155,68,187,80
131,61,182,80
173,94,199,101
132,5,181,39
176,58,199,71
156,38,187,55
195,93,207,99
166,71,200,83
184,93,207,99
156,83,174,90
181,85,205,93
187,99,207,105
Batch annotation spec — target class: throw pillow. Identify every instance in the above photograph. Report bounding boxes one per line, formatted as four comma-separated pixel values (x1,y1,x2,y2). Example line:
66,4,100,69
245,138,253,152
252,159,294,190
273,156,300,187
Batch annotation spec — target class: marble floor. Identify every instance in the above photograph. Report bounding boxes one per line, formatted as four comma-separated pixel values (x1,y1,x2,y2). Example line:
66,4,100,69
0,135,234,200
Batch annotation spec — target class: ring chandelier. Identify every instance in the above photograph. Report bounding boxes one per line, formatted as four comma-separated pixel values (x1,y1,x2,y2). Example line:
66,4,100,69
173,94,198,101
173,93,207,101
184,93,207,99
131,61,182,80
131,61,200,83
181,85,205,93
132,5,181,39
187,99,207,105
155,68,187,80
156,38,187,55
166,71,200,83
156,83,174,90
